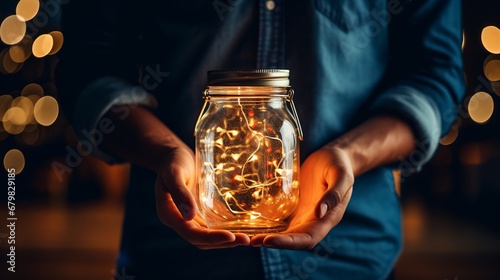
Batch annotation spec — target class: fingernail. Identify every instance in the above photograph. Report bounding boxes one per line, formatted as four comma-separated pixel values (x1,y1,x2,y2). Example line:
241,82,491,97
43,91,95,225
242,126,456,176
320,203,328,218
178,203,192,220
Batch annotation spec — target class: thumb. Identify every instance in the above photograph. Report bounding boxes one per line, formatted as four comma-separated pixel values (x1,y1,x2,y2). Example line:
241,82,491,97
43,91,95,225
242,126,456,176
156,166,197,221
316,167,354,219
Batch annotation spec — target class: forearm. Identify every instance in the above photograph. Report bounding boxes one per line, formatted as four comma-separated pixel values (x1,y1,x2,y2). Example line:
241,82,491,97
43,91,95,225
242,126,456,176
326,115,416,177
100,105,190,173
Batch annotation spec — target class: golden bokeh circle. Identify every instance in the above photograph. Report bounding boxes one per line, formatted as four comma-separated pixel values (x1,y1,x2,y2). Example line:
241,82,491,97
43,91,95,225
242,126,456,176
16,0,40,21
0,95,14,119
484,59,500,82
481,26,500,54
439,128,458,146
3,107,27,125
21,83,44,97
1,48,22,74
12,96,34,125
3,149,25,174
32,34,54,58
0,15,26,45
34,96,59,126
2,107,25,135
48,31,64,55
468,91,494,124
9,35,33,64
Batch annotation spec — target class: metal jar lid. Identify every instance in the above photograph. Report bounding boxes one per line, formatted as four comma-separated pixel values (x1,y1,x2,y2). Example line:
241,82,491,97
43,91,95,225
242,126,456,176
207,69,290,87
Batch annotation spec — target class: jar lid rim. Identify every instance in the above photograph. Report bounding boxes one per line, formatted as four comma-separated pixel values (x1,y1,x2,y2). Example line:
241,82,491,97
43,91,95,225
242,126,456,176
207,69,290,86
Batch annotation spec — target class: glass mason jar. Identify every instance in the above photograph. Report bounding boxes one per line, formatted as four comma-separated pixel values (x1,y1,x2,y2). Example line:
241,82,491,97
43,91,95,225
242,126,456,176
195,69,303,234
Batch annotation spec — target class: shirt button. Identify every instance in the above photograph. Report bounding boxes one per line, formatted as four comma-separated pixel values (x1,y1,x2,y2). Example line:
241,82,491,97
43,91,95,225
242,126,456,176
266,0,276,11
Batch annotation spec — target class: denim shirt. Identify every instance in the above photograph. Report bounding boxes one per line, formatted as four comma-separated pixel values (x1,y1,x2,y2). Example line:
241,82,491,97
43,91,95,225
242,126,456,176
58,0,464,279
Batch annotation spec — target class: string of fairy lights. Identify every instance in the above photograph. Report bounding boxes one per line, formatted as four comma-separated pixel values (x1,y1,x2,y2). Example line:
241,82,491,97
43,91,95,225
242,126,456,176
1,0,63,174
197,98,298,226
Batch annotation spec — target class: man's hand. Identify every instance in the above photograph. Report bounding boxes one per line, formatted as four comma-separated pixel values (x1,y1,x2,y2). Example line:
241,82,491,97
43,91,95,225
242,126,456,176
251,115,416,250
251,147,354,250
102,105,250,249
154,146,251,250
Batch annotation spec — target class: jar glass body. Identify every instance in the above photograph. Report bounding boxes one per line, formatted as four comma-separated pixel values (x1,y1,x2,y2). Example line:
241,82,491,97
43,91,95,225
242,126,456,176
195,86,300,234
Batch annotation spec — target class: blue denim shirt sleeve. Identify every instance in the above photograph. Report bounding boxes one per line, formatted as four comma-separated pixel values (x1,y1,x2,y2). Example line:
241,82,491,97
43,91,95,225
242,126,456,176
73,77,157,163
369,0,465,173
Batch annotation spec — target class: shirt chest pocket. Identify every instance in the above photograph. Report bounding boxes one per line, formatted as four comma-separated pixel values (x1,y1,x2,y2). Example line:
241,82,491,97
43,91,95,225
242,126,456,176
313,0,385,32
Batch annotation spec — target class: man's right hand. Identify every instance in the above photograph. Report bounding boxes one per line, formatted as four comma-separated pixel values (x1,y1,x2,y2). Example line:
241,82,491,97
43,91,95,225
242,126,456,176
102,105,250,249
154,146,251,249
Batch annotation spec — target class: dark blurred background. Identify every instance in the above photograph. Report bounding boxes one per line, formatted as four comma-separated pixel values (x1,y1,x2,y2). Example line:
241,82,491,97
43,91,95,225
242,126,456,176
1,1,500,279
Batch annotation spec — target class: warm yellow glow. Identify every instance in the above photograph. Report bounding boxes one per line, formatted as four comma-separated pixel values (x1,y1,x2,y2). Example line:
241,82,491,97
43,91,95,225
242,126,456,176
0,95,14,120
493,82,500,97
439,128,458,146
12,96,34,125
9,35,32,63
26,95,41,123
402,200,426,244
21,83,44,96
468,91,494,123
462,31,465,50
16,0,40,21
3,107,27,125
2,122,24,135
32,34,54,58
34,96,59,126
484,59,500,82
459,143,484,165
481,26,500,54
0,15,26,45
2,106,25,135
4,149,25,174
48,31,64,55
9,45,26,63
1,48,21,74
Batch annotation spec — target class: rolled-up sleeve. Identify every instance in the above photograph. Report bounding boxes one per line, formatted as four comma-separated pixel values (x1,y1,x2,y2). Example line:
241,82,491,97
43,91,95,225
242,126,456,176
73,77,157,163
369,0,465,172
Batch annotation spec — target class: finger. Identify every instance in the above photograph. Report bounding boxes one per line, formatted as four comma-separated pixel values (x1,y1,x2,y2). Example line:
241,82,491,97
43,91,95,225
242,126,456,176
316,166,354,219
157,168,197,220
155,190,237,245
317,184,353,225
195,233,251,250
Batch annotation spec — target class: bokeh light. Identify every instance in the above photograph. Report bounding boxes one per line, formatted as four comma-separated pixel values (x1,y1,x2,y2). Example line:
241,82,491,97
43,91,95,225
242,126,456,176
4,107,27,126
468,91,494,124
32,34,54,58
3,149,26,174
34,96,59,126
9,35,32,63
2,106,26,135
439,128,459,146
21,83,44,97
48,31,64,55
1,48,22,74
492,81,500,97
16,0,40,21
484,59,500,81
12,96,35,125
0,95,14,119
481,26,500,54
0,15,27,45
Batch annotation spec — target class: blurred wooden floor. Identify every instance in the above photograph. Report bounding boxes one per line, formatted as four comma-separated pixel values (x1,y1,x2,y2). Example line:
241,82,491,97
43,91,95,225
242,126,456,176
0,198,499,280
